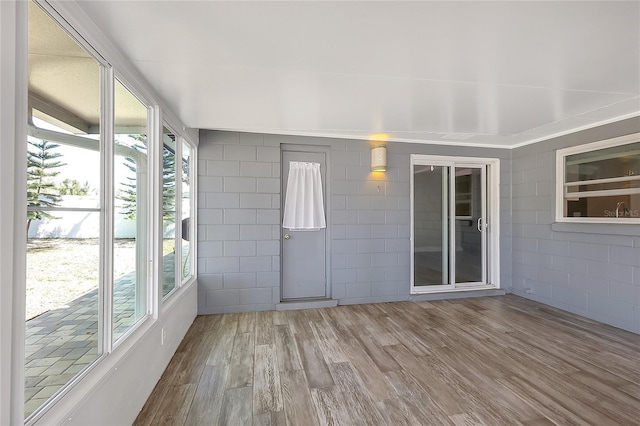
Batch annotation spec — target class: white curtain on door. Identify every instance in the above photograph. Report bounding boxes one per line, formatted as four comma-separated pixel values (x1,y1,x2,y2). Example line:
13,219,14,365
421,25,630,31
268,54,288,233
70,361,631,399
283,161,326,230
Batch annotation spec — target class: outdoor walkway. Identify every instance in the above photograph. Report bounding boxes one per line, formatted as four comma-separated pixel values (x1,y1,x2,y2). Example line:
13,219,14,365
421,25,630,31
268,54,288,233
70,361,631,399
24,252,176,418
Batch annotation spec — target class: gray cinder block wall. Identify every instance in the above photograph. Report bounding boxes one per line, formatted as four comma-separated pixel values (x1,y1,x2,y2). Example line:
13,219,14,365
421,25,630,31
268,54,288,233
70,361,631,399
197,130,512,314
511,117,640,334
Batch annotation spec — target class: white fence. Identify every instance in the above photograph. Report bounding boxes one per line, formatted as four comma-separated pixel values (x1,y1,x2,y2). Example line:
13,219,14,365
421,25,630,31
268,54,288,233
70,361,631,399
28,196,174,239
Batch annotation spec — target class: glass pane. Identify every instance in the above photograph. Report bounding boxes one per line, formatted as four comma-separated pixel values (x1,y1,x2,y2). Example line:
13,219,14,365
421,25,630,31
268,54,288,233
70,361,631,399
181,143,191,281
566,179,640,194
455,172,472,218
566,194,640,219
455,168,483,283
113,79,149,342
564,141,640,218
27,136,100,223
413,164,449,286
565,142,640,183
162,126,177,297
26,1,101,418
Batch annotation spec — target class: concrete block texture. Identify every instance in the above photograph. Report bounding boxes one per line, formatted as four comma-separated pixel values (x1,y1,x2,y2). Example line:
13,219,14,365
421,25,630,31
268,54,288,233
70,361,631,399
511,117,640,334
224,145,256,161
198,129,515,315
224,177,257,193
240,161,272,177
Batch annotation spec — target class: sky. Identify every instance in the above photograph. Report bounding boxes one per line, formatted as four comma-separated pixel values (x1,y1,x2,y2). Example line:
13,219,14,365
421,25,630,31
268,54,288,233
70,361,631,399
29,117,137,196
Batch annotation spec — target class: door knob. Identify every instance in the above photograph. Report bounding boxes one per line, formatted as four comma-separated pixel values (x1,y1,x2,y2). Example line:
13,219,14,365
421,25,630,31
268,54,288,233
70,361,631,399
284,234,291,240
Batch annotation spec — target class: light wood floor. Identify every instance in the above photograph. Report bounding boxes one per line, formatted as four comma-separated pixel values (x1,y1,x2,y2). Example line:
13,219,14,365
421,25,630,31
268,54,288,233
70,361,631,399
134,295,640,425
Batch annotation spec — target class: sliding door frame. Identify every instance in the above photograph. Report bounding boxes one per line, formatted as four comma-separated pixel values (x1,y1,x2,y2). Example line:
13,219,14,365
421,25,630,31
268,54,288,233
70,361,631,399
410,155,500,294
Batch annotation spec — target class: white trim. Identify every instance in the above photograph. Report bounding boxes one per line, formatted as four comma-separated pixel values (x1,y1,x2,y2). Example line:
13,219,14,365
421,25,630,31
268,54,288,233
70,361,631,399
1,1,28,424
101,63,114,356
556,216,640,224
409,157,415,290
509,111,640,149
556,132,639,157
480,165,488,285
565,175,640,187
217,127,513,149
488,161,501,290
446,166,452,285
410,155,500,295
26,206,101,213
412,284,498,295
213,111,640,151
563,188,640,199
150,106,162,320
555,132,640,224
190,142,198,279
175,134,183,288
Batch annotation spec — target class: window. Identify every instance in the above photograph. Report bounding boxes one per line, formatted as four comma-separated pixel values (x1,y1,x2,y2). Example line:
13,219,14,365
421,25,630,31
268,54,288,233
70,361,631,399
181,143,193,282
26,1,103,418
113,79,150,343
162,126,196,298
23,1,196,421
556,133,640,223
162,126,177,298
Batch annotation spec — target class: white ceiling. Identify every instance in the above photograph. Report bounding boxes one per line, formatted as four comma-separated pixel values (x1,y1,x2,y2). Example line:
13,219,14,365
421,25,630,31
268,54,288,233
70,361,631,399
77,1,640,148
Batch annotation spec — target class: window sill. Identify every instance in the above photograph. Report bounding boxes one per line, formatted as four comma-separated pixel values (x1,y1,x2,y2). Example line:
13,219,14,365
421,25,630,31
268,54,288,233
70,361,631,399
552,222,640,236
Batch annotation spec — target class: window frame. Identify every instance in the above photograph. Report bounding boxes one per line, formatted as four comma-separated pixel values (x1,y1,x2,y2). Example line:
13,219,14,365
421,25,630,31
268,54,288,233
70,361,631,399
111,74,155,348
24,3,112,421
555,132,640,224
160,128,197,302
22,2,197,422
180,138,195,285
160,123,180,301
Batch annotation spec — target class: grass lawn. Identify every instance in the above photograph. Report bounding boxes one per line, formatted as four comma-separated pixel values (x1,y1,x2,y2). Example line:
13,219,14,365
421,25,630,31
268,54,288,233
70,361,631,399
26,238,175,320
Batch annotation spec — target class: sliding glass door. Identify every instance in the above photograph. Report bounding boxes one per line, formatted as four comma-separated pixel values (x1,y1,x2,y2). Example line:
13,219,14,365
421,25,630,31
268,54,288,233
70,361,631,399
411,156,498,293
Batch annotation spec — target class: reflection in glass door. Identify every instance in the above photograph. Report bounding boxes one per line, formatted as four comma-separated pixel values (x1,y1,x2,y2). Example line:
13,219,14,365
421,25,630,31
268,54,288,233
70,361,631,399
454,167,485,284
411,156,497,293
413,165,450,286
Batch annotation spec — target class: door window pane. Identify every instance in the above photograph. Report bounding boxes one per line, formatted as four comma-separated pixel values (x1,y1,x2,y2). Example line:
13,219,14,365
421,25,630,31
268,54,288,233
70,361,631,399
413,164,450,286
162,126,177,297
113,79,149,342
26,1,101,418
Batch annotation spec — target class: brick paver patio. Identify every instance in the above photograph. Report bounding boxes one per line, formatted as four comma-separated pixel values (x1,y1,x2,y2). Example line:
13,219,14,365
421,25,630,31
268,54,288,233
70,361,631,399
24,252,177,418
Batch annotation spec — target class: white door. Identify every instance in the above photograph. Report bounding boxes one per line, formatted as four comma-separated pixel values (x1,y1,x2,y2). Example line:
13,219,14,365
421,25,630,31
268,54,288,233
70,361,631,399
411,155,500,293
281,149,328,300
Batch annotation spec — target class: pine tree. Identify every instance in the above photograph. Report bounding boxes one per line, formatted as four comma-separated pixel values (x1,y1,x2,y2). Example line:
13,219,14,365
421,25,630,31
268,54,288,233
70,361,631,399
117,137,176,225
162,143,177,226
27,139,65,232
57,178,92,196
117,140,146,220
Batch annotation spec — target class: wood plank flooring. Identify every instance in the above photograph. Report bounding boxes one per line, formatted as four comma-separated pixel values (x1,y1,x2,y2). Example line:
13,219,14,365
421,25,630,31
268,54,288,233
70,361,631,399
134,295,640,425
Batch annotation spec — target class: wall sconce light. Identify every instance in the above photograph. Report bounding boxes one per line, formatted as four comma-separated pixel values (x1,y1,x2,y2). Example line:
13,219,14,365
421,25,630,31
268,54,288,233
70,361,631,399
371,145,387,172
